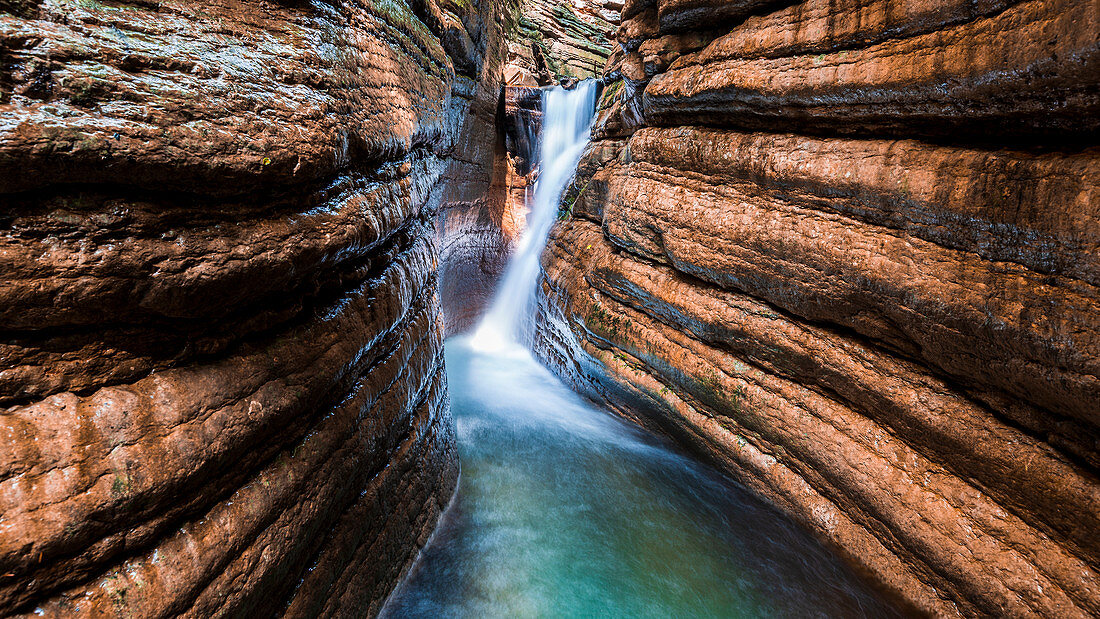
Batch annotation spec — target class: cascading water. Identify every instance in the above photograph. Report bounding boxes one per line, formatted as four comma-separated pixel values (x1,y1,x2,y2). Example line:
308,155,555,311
379,80,898,618
473,81,598,350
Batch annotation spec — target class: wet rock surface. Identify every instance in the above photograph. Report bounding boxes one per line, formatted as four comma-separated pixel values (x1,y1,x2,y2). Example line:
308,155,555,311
0,0,507,615
504,0,618,85
536,0,1100,616
431,0,520,335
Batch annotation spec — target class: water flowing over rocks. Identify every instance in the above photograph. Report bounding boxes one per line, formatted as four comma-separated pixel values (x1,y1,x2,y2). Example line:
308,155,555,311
3,0,1098,614
0,0,511,614
534,0,1100,616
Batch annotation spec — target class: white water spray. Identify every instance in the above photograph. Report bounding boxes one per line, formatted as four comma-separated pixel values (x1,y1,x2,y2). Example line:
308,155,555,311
473,80,598,350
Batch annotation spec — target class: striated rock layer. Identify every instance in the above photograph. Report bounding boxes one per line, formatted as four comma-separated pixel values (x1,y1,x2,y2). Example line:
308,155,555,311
536,0,1100,616
431,0,522,335
504,0,619,85
0,0,508,615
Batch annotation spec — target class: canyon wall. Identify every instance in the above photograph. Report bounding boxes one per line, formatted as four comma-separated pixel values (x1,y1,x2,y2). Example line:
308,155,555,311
504,0,618,84
535,0,1100,616
430,0,520,335
0,0,508,615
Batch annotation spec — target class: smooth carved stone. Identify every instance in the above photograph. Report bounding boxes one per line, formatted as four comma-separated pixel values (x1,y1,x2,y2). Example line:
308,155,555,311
0,0,507,614
0,161,444,403
502,86,543,175
431,0,516,336
627,127,1100,286
538,0,1100,614
675,0,1020,61
645,0,1100,139
3,159,442,329
618,0,774,34
654,0,776,32
537,220,1100,617
598,157,1100,428
0,0,457,194
1,231,453,615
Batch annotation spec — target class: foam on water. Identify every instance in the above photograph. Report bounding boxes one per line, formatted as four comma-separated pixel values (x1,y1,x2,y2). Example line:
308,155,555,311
381,338,898,617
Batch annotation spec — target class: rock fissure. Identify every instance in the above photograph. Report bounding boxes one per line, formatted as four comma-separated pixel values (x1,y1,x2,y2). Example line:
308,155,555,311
3,0,1099,614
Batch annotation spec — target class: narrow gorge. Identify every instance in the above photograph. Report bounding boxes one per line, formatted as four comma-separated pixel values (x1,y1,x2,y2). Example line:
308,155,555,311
0,0,1097,617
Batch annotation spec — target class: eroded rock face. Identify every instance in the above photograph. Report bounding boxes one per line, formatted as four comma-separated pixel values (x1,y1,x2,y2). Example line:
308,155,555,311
431,0,521,335
504,0,619,85
0,0,507,614
536,0,1100,616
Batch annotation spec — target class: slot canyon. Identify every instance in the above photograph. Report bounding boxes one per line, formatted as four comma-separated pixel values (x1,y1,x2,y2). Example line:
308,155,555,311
0,0,1097,617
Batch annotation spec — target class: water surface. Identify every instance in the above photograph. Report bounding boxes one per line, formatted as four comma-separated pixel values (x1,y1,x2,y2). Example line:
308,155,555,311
381,337,899,618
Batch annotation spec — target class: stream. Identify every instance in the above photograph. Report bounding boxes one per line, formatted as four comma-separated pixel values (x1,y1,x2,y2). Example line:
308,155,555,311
381,80,899,618
380,338,899,617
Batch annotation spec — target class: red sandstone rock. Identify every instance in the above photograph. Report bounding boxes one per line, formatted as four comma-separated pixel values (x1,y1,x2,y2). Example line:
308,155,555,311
433,6,519,335
645,0,1100,139
0,0,508,614
536,0,1100,615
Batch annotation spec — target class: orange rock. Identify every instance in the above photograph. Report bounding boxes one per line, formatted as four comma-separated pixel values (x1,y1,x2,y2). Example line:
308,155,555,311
0,0,510,614
536,0,1100,615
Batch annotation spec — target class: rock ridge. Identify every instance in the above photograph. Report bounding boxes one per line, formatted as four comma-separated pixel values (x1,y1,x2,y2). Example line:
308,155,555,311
0,0,512,614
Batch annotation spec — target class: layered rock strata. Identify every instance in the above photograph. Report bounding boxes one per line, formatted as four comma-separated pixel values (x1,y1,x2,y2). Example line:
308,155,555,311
537,0,1100,616
497,86,542,256
0,0,506,614
504,0,619,84
431,0,522,335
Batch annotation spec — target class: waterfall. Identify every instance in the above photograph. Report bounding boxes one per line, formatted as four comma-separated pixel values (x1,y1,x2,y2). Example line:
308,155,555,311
473,80,598,350
384,80,899,619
